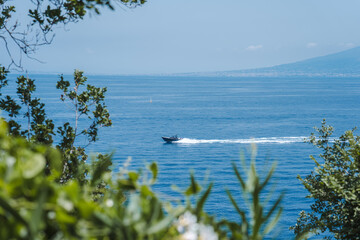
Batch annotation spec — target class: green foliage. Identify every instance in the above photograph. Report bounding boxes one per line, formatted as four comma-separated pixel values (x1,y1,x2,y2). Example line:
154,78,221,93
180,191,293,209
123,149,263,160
290,119,360,239
170,147,285,240
0,118,285,239
56,70,111,145
225,147,283,240
0,120,181,239
0,69,112,183
0,73,55,143
56,70,112,183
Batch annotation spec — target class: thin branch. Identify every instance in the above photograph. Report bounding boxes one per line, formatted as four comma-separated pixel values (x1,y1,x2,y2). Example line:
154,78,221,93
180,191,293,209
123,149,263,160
0,35,23,70
73,85,79,148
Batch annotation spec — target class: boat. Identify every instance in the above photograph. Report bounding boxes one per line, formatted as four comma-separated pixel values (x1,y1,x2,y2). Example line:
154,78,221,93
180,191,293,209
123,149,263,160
162,135,182,143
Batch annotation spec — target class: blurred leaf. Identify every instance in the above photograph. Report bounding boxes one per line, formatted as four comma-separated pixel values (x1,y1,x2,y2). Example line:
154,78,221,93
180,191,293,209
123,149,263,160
47,147,63,173
0,196,31,235
226,189,246,220
128,171,139,183
147,207,184,235
232,162,246,190
149,162,158,184
195,182,213,216
91,154,112,186
56,210,77,224
21,153,45,179
140,185,154,197
259,163,276,192
29,186,48,235
185,173,201,196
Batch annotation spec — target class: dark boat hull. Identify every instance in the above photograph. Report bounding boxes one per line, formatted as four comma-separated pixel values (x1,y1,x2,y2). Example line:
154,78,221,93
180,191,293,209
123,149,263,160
162,137,181,143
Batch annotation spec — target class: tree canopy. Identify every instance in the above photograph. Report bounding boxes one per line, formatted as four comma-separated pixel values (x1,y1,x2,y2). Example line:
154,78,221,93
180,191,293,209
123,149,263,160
0,0,146,69
290,120,360,239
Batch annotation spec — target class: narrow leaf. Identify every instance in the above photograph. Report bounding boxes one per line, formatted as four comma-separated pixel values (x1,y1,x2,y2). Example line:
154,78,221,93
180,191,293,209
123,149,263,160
196,182,213,216
232,162,246,190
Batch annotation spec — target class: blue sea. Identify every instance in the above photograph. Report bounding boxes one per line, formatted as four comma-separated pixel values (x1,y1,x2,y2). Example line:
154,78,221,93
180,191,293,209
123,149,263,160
7,74,360,238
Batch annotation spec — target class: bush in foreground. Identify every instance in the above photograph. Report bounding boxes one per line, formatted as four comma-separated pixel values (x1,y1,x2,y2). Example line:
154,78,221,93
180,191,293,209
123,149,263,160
291,120,360,239
0,120,283,239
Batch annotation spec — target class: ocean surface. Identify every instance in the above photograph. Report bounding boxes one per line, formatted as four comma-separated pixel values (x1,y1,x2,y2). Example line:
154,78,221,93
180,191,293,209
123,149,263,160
6,74,360,238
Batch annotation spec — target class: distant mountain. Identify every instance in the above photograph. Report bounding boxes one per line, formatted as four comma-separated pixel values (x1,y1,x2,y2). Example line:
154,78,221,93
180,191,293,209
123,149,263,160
189,46,360,77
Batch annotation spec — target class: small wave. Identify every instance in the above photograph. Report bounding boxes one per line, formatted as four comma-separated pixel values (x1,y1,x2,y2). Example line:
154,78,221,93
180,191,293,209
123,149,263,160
177,136,307,144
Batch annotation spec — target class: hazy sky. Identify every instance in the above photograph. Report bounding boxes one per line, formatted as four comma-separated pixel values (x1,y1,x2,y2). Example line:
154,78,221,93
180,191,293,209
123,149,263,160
4,0,360,74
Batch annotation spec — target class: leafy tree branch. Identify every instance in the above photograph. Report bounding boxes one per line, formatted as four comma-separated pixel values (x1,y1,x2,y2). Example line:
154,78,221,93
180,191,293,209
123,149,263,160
0,0,146,69
0,68,112,183
291,120,360,239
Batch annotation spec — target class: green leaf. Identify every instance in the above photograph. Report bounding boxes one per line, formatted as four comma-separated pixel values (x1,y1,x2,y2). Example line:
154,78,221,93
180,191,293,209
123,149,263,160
185,173,201,196
146,207,184,235
195,182,213,216
149,162,158,184
232,162,246,190
128,171,139,183
29,186,48,235
0,196,32,237
21,153,46,179
47,147,62,173
226,189,246,220
140,185,154,197
259,162,276,191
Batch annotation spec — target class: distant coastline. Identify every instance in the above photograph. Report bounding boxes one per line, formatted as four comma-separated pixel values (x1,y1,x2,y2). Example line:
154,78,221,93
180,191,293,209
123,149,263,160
14,46,360,78
175,71,360,78
176,46,360,78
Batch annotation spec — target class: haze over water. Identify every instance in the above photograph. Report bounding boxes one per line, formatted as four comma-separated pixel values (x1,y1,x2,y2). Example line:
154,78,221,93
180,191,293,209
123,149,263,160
14,74,360,238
